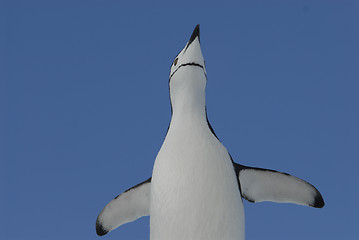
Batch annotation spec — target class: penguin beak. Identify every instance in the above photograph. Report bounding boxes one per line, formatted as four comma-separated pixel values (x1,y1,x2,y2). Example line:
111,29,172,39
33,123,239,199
189,24,200,44
185,24,200,51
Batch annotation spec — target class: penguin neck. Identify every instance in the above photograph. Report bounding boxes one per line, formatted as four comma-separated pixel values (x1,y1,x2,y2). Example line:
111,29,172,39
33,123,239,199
169,68,207,126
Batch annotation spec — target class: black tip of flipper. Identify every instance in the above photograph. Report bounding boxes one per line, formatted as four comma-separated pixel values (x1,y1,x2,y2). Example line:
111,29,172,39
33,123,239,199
188,24,200,45
312,191,325,208
96,218,109,236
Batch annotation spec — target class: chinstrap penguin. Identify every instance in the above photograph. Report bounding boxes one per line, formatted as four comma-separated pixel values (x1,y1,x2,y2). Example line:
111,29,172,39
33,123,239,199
96,24,324,240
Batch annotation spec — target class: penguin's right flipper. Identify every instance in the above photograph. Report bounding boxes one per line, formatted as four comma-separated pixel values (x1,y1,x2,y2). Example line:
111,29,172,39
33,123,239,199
96,177,151,236
233,163,324,208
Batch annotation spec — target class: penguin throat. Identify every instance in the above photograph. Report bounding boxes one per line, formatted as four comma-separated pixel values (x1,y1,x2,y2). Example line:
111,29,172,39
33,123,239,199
170,62,206,80
169,64,207,124
170,88,206,124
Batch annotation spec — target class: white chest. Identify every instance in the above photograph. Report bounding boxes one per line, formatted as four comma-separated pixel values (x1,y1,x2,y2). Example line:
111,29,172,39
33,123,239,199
150,122,245,240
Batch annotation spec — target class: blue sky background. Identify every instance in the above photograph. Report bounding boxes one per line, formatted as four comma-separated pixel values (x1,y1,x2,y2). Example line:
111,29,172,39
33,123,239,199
1,1,358,240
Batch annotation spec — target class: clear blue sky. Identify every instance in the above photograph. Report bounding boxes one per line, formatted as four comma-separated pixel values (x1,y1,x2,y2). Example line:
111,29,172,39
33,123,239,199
1,1,358,240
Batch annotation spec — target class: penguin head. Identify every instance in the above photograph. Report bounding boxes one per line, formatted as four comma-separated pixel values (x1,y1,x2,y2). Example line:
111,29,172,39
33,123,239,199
169,24,207,80
168,25,207,115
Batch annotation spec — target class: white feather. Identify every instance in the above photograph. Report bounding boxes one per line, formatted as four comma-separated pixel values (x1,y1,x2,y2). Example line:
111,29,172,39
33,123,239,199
96,180,150,235
150,34,245,240
239,168,321,207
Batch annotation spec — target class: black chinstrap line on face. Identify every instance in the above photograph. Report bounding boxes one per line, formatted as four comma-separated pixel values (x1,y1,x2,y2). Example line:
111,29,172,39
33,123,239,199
169,62,207,80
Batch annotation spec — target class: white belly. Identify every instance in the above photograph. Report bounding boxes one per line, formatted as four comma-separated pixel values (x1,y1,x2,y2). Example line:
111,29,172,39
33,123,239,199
150,128,245,240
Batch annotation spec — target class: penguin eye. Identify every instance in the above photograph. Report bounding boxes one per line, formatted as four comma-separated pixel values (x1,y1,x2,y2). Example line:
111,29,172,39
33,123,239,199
174,58,178,66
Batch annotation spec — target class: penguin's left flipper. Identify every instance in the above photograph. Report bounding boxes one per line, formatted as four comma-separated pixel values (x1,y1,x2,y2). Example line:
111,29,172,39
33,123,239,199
233,163,324,208
96,177,151,236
